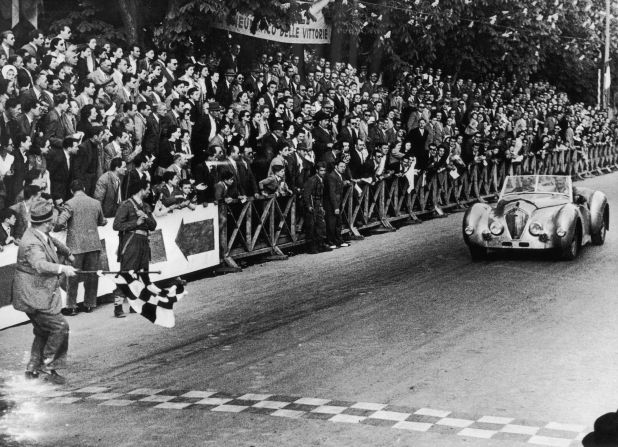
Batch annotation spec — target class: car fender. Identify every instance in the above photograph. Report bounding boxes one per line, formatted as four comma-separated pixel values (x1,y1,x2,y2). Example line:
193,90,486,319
555,204,580,250
463,203,492,245
589,190,609,233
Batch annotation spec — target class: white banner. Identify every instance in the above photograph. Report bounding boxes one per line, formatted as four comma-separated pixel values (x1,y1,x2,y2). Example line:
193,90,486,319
215,0,333,45
0,204,220,329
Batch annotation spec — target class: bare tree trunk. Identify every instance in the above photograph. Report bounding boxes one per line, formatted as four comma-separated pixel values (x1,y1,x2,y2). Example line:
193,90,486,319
117,0,142,45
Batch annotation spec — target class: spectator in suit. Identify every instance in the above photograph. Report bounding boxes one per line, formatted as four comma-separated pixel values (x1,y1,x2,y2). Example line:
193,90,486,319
193,146,220,203
20,30,45,60
17,54,37,92
73,125,104,195
0,31,15,61
94,157,126,217
47,136,79,200
143,102,165,157
88,58,112,86
220,44,241,73
217,144,245,199
0,208,17,248
324,160,351,249
311,110,334,161
43,93,70,147
191,101,218,163
54,180,107,315
217,68,236,107
157,125,181,172
407,117,429,169
158,171,184,209
6,134,29,204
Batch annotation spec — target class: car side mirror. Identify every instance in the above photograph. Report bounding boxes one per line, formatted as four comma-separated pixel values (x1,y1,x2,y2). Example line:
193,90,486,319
574,194,586,205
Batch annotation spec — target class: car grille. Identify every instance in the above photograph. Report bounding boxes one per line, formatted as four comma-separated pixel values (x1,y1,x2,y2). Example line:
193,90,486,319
505,208,528,240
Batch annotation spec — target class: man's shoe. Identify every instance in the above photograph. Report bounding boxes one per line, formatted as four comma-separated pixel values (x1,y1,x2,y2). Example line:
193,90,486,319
83,305,95,313
319,245,333,252
328,245,337,249
39,369,66,385
114,305,126,318
61,308,79,316
25,370,40,380
339,242,351,247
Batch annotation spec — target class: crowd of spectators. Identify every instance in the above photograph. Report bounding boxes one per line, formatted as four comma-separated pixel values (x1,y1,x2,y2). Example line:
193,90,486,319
0,25,616,252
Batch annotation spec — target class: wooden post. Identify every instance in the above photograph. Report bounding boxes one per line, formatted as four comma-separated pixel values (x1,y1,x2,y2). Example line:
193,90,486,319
216,202,242,273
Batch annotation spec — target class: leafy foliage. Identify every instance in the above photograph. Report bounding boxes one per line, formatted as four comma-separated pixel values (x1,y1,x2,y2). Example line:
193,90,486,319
47,0,126,43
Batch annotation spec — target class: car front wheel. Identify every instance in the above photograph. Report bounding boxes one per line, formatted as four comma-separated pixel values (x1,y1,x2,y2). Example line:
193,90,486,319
591,212,607,246
560,231,580,261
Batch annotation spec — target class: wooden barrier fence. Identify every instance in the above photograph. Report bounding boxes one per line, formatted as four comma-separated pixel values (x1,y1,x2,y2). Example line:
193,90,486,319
218,144,618,269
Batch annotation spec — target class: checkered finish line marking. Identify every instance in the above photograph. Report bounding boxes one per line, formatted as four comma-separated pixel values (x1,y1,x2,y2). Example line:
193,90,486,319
40,386,588,446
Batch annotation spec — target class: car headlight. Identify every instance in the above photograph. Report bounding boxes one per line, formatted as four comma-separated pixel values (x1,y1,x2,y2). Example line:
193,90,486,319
489,221,504,235
556,228,567,237
529,222,544,236
464,226,474,235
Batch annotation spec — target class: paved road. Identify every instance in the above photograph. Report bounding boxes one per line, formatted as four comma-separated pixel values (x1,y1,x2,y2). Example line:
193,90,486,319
2,173,618,447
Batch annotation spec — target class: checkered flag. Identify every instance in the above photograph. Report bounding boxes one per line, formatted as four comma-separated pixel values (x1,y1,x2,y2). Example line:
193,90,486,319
108,272,186,328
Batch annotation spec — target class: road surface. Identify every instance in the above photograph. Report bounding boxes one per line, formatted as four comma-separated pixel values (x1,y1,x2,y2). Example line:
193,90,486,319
2,172,618,447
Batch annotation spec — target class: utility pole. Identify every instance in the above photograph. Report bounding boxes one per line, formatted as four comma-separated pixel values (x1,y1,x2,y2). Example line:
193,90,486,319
602,0,611,111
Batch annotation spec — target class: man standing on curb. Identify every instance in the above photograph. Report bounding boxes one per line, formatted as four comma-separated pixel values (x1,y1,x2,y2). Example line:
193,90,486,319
11,199,77,385
55,180,107,315
303,161,330,254
324,160,351,249
112,178,156,318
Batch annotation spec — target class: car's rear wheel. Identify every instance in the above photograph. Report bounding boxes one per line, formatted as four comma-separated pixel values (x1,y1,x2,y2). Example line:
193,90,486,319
591,210,607,245
561,229,580,261
469,245,487,261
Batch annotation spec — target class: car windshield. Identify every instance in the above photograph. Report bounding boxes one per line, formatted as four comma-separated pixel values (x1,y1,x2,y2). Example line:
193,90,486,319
501,175,572,198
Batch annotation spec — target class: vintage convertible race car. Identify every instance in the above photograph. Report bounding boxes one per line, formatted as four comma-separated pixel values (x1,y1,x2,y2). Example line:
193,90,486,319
463,175,609,260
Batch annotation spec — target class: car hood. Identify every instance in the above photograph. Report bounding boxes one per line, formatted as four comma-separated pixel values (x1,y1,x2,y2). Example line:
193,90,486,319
496,194,570,211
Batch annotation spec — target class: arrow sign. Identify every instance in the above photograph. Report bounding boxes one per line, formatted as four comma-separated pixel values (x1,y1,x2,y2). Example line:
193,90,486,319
175,219,215,260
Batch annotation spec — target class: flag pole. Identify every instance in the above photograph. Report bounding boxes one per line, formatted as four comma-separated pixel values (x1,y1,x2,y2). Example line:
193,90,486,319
76,270,163,275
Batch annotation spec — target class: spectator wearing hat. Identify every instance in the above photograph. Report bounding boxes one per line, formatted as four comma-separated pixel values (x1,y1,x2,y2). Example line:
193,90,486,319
12,198,77,384
217,68,236,107
311,110,333,162
54,179,106,315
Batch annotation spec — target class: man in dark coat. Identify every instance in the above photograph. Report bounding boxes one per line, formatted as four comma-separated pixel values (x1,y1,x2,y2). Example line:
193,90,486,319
112,177,157,318
323,160,350,249
311,110,333,162
303,162,330,254
47,137,79,201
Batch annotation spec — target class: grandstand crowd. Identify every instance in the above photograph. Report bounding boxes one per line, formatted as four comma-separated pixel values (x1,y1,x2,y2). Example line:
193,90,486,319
0,26,616,251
